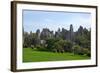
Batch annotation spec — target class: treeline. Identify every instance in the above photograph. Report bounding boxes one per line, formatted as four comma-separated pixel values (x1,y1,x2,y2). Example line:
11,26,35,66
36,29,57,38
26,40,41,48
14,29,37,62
23,25,91,57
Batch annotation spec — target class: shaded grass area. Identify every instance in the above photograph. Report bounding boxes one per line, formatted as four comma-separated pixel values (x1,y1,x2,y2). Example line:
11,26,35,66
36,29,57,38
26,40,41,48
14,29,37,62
23,48,90,62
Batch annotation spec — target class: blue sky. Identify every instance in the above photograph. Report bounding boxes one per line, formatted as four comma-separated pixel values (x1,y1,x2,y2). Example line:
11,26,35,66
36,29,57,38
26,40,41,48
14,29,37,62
23,10,91,33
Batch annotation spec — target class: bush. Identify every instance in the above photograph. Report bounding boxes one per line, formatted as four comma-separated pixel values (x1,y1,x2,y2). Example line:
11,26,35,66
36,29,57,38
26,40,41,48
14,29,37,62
30,45,34,49
87,52,91,57
46,38,59,51
82,48,91,57
72,45,82,55
36,45,47,51
23,43,28,48
64,40,73,52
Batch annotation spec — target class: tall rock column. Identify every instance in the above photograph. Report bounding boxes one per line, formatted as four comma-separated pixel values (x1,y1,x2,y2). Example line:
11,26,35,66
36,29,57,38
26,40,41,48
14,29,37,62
36,29,41,45
70,24,74,42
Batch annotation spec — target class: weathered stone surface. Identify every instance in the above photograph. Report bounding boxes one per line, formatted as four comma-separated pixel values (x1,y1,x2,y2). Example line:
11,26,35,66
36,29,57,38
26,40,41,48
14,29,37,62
34,24,84,45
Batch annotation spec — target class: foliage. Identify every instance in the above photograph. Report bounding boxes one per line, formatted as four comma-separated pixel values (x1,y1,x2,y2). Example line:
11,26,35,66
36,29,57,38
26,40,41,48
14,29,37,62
64,40,73,52
23,25,91,56
75,35,90,49
23,32,31,47
36,45,47,51
82,48,91,57
72,45,82,55
46,38,57,51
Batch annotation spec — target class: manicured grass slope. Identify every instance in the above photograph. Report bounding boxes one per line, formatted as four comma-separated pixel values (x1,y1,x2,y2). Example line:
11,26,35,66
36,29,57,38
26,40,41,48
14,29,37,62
23,48,90,62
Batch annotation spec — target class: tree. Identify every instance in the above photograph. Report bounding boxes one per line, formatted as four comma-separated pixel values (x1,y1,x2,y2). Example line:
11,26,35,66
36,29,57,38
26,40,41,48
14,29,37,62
46,38,65,53
23,31,37,48
75,27,91,49
64,40,73,52
23,25,91,55
82,48,91,57
54,42,62,53
23,32,30,48
46,38,58,51
53,39,65,53
72,45,81,55
75,35,90,48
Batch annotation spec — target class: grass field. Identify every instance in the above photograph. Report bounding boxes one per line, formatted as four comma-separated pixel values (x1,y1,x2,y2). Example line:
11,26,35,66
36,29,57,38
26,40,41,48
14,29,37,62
23,48,90,62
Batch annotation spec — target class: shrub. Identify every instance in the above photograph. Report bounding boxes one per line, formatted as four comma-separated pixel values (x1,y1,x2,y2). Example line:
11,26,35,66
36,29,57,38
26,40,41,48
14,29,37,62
23,43,28,48
36,45,47,51
82,48,91,57
87,52,91,57
72,45,81,55
30,45,34,49
64,40,73,52
46,38,57,51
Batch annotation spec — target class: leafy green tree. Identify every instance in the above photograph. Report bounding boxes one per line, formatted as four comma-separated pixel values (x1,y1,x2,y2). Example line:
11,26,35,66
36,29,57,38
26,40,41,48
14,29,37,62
36,45,46,51
72,45,81,55
54,42,62,52
82,48,91,57
64,40,73,52
23,31,37,48
46,38,57,51
46,38,65,52
75,35,90,48
23,32,31,47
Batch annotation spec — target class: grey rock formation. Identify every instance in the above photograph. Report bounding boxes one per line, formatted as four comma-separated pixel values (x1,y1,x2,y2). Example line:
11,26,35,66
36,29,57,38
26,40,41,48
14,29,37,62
69,24,74,42
35,24,84,45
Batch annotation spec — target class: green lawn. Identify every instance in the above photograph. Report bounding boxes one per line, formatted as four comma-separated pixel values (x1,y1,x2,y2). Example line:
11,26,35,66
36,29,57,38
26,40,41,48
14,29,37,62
23,48,90,62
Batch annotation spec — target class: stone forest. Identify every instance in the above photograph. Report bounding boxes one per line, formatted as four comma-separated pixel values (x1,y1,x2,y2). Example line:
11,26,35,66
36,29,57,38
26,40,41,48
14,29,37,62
23,24,91,57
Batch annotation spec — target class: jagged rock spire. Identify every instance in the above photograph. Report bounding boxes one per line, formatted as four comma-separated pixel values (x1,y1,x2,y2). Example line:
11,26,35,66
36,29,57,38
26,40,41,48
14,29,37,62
70,24,74,41
36,29,40,39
